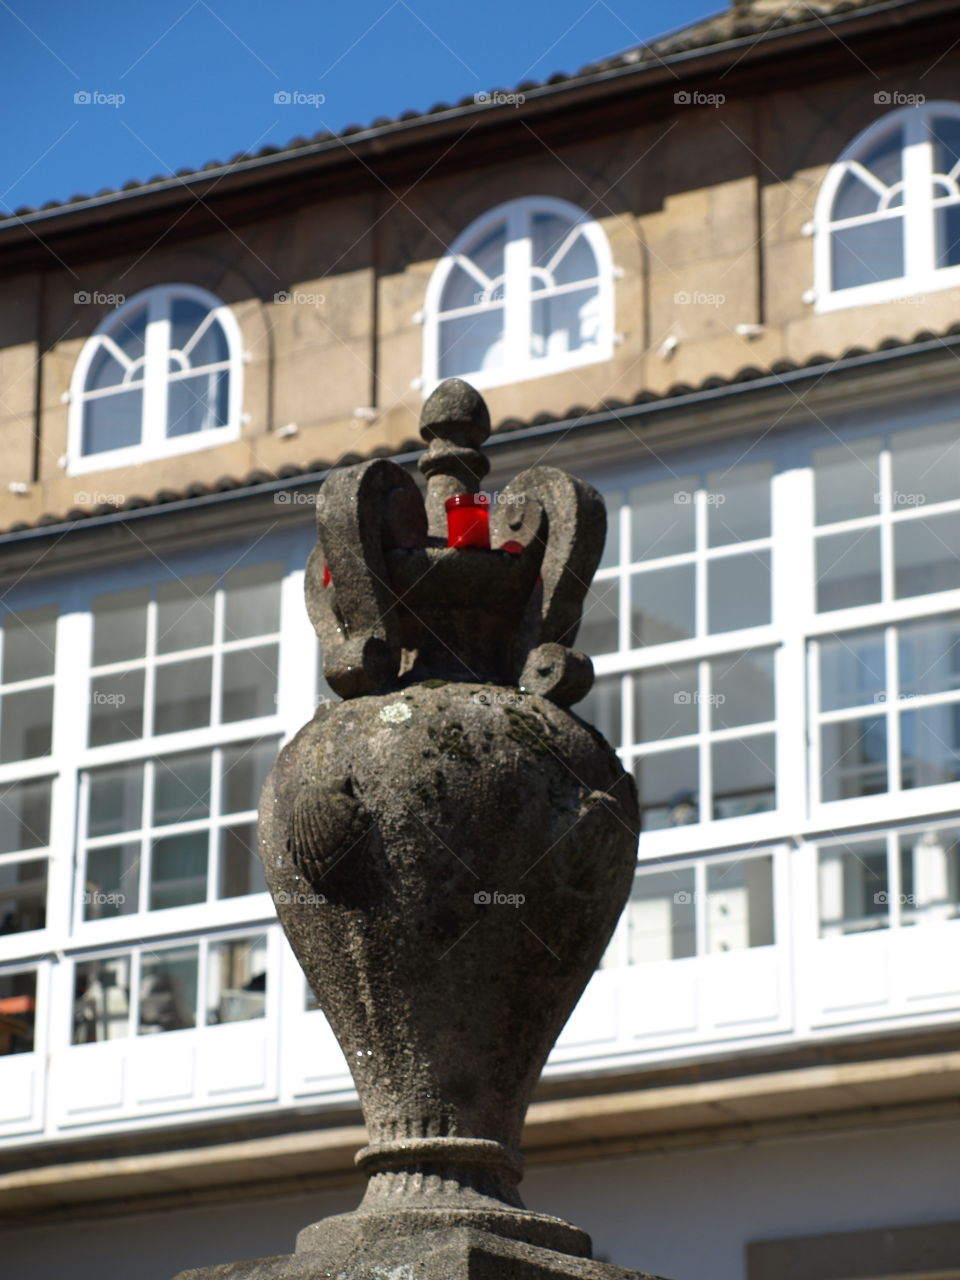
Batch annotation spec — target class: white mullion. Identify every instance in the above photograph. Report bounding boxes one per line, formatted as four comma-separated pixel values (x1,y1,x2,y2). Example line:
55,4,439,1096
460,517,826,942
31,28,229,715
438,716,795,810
140,760,153,914
879,445,895,603
277,563,316,738
694,860,708,957
503,206,529,368
208,745,222,904
141,292,170,452
129,947,143,1043
198,937,211,1028
143,594,158,739
621,671,634,755
773,460,812,825
886,622,902,794
903,115,933,278
211,584,226,728
698,658,711,824
694,487,708,638
887,828,903,930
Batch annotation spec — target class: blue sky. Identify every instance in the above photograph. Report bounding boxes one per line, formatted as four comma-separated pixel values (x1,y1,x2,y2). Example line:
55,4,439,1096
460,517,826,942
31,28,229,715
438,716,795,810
1,0,721,214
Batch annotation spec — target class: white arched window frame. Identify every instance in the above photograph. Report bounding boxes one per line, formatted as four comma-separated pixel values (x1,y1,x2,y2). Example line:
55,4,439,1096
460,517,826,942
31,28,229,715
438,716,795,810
813,101,960,312
422,196,615,393
68,284,244,475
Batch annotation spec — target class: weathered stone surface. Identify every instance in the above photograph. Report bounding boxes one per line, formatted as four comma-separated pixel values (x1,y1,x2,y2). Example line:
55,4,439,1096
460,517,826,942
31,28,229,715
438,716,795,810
174,381,651,1279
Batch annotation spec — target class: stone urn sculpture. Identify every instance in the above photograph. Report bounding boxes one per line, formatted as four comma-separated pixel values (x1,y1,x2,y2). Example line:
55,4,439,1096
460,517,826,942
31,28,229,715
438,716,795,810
177,380,655,1280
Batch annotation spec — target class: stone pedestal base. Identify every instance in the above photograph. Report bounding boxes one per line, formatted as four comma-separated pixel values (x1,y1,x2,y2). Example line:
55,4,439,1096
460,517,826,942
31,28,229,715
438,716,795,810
174,1225,665,1279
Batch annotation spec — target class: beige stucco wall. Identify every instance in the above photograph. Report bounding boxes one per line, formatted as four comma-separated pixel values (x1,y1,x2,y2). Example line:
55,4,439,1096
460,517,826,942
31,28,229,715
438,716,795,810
2,53,959,531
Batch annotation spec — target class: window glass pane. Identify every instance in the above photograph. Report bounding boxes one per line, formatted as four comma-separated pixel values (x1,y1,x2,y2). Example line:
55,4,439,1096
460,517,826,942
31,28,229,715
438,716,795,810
814,438,881,525
218,824,266,899
439,262,487,312
707,552,770,634
833,131,902,220
901,705,960,790
221,645,278,723
207,935,268,1024
831,214,904,291
139,946,197,1033
0,687,53,762
82,387,143,455
818,629,886,712
631,477,696,562
2,605,56,682
712,734,775,820
450,224,505,300
221,738,278,816
438,310,504,378
899,826,960,924
931,115,960,176
224,563,282,640
87,763,143,837
0,778,51,854
821,717,887,801
631,565,695,647
627,869,696,964
895,511,960,598
149,832,208,910
579,580,619,656
170,297,212,353
706,463,772,546
532,215,588,275
89,670,145,746
109,306,147,362
156,575,216,654
934,202,960,270
167,370,229,437
92,588,149,665
73,955,131,1043
83,844,139,920
576,676,621,750
898,614,960,698
598,489,622,570
891,421,960,509
711,650,775,729
634,749,699,830
153,750,211,825
816,528,882,611
0,970,37,1055
0,859,47,935
154,657,213,734
818,842,888,936
531,286,600,358
86,344,128,393
634,664,698,743
705,856,774,952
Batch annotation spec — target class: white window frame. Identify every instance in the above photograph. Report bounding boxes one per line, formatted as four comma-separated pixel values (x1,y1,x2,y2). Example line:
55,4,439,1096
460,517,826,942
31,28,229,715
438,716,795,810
421,195,615,393
67,283,244,475
813,100,960,312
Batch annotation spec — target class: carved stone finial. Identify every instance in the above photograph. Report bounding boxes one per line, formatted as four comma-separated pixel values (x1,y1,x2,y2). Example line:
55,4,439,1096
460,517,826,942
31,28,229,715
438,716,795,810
418,378,491,537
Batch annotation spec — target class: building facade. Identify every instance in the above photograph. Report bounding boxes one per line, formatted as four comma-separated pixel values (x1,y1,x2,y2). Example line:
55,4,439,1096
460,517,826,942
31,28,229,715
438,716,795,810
1,2,959,1278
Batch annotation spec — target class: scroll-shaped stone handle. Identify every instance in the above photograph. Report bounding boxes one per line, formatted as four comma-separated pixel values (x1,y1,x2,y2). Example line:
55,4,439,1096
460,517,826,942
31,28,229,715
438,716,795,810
306,459,427,698
491,465,606,707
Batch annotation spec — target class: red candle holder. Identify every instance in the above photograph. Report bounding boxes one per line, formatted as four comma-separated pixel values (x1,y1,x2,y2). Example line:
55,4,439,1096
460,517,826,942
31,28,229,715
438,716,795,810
445,493,490,549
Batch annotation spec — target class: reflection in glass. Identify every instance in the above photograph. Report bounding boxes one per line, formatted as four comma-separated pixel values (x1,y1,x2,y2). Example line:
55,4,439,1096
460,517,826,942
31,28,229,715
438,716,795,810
818,629,886,711
224,563,282,639
634,664,698,742
579,580,619,656
577,677,621,749
0,778,51,854
88,670,145,746
816,529,882,611
895,512,960,598
156,575,216,653
221,738,279,815
627,870,696,964
708,553,770,633
814,438,881,525
899,827,960,924
705,856,774,952
2,605,56,682
153,750,211,825
0,859,47,935
92,588,149,666
711,651,775,729
139,947,197,1033
634,748,698,830
818,842,888,935
891,421,959,509
901,705,960,790
631,477,696,562
207,934,268,1024
0,970,37,1055
821,717,887,800
87,763,143,837
630,565,695,647
84,844,139,920
221,646,278,722
73,955,131,1043
0,686,54,762
218,824,267,899
149,831,208,910
706,463,772,546
154,657,213,734
712,735,775,820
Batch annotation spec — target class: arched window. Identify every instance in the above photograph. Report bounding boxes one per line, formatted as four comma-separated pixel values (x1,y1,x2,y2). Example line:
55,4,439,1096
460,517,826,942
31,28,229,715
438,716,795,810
813,101,960,311
422,197,614,391
69,285,242,473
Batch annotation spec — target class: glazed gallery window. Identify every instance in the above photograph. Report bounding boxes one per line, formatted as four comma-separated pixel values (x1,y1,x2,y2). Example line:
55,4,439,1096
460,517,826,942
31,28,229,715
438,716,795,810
87,563,281,746
818,822,960,935
422,196,614,391
68,284,242,472
71,933,268,1043
78,739,276,922
814,101,960,309
0,968,38,1055
604,854,775,966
